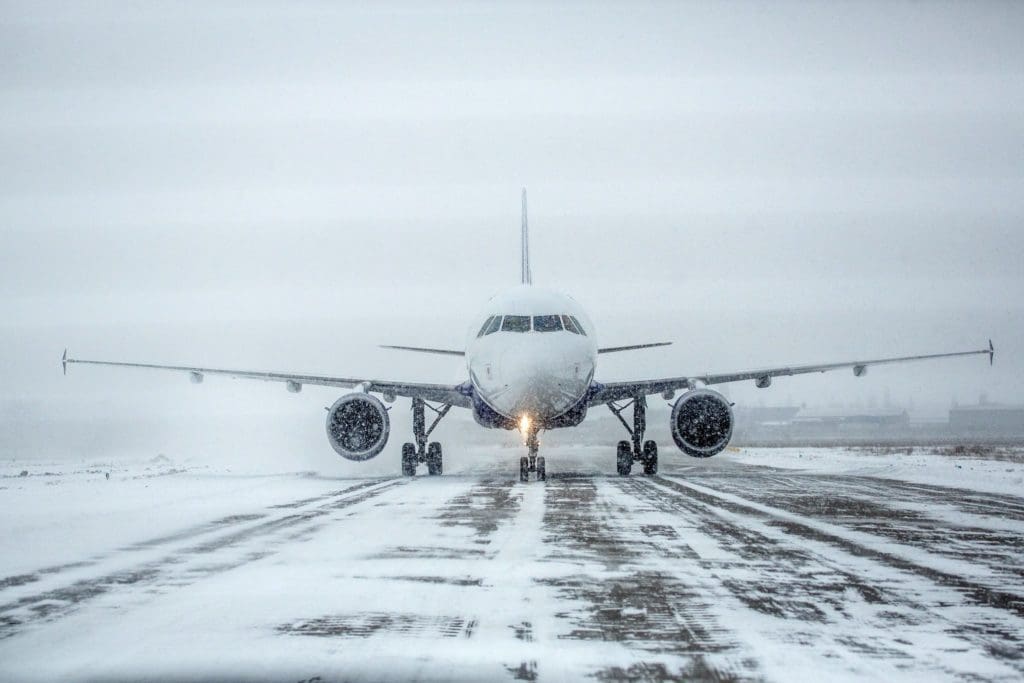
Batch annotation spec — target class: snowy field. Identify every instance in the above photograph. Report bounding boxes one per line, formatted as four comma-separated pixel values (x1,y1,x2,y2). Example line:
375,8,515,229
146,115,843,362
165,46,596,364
2,445,1023,682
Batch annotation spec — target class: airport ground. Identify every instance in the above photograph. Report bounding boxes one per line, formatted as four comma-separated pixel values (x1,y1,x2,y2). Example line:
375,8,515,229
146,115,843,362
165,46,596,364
1,445,1023,682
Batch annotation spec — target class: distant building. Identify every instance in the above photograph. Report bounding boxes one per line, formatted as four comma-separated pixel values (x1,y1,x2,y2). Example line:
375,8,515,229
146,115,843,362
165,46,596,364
949,404,1024,436
775,409,909,440
733,406,801,426
791,408,910,429
731,406,801,441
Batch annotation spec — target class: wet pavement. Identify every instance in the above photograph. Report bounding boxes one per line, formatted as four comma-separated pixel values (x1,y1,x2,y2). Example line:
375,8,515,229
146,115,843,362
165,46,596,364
1,450,1023,681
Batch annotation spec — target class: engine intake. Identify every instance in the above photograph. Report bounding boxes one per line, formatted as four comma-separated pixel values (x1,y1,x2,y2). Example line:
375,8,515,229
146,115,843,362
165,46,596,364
325,393,390,461
670,388,733,458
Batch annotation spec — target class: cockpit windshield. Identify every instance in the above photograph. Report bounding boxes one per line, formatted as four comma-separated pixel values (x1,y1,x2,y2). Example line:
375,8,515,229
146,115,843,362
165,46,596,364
483,315,502,335
476,316,495,337
480,314,584,335
501,315,531,333
561,315,584,335
533,315,563,332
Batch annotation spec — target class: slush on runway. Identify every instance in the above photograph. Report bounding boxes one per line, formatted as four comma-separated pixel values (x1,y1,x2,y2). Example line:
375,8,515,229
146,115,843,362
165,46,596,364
2,447,1022,682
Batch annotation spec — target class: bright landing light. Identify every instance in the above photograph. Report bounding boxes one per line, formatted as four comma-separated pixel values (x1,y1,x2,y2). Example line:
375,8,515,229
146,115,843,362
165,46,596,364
518,414,531,437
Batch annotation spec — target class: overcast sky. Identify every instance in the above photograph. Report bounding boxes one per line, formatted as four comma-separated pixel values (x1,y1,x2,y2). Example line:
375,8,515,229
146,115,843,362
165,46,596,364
2,1,1022,446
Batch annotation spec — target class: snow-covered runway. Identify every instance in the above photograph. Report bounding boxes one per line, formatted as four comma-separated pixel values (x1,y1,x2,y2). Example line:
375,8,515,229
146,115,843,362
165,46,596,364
1,447,1023,681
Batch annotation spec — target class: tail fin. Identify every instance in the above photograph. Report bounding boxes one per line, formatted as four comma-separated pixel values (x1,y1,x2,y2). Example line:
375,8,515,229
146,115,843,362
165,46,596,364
521,188,532,285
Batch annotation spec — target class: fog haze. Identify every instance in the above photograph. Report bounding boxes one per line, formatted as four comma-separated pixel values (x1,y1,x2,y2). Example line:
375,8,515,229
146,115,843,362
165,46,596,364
2,1,1022,464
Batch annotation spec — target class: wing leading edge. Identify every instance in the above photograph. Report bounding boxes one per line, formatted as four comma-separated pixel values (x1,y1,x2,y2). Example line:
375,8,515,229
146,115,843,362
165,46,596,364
62,351,472,408
598,342,672,354
379,345,465,356
589,340,994,405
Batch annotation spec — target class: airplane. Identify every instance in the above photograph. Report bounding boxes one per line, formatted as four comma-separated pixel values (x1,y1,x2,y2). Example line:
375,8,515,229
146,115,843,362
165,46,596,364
63,190,995,482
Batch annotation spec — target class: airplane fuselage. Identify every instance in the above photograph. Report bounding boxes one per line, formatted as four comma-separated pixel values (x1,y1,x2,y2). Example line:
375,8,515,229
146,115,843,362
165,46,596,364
466,285,597,431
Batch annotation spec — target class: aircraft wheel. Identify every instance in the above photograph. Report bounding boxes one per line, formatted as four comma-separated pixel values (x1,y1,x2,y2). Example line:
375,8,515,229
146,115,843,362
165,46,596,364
401,443,417,477
536,456,546,481
426,442,443,476
616,440,632,476
642,440,658,475
519,456,530,482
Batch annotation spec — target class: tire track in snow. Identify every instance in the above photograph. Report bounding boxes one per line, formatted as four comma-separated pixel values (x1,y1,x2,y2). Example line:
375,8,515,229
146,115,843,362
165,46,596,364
681,468,1024,587
0,478,388,598
636,474,1024,677
276,475,545,681
657,474,1024,619
537,473,755,682
0,478,404,639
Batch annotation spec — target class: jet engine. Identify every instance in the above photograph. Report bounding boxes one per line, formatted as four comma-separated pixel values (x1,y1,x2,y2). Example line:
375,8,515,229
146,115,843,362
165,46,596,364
325,393,390,460
670,388,733,458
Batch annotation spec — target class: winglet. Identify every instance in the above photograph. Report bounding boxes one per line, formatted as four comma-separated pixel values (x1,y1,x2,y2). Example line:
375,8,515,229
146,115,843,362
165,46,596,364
521,188,532,285
62,348,68,376
989,339,995,366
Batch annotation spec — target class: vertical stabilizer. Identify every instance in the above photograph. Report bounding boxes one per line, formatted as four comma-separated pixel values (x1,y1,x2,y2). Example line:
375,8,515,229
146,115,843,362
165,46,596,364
521,188,532,284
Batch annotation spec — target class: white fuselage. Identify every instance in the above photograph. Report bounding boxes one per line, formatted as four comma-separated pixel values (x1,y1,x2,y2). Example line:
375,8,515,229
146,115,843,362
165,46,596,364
465,285,598,424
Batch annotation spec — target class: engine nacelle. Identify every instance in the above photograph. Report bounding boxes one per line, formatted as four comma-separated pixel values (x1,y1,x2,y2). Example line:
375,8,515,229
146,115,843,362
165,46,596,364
670,388,734,458
325,393,390,461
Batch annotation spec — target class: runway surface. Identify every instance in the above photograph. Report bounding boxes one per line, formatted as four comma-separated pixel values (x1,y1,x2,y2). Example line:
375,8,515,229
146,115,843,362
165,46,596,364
1,446,1023,681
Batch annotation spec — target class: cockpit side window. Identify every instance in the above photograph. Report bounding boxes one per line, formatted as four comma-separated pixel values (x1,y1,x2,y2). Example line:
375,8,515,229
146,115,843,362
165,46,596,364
561,315,583,335
483,315,502,335
569,315,587,336
476,316,495,338
501,315,531,332
533,315,563,332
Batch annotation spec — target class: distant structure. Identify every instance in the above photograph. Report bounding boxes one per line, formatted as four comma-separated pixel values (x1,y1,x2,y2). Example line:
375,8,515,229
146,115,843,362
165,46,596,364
949,404,1024,436
733,406,801,425
731,406,801,441
733,402,1024,445
791,408,910,429
785,409,910,440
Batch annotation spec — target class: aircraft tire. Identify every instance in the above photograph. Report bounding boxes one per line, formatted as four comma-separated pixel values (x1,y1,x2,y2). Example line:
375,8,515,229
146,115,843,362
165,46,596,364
401,443,417,477
426,442,443,476
616,440,632,476
519,456,530,482
536,456,546,481
642,440,658,475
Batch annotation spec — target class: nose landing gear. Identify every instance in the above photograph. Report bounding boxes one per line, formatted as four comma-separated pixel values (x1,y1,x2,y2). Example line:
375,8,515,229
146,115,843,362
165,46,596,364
608,395,658,476
401,398,451,476
519,426,546,482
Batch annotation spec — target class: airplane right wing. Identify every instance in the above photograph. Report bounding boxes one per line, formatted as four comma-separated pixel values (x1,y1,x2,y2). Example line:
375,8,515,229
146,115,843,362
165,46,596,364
589,340,994,405
379,345,465,356
62,350,472,408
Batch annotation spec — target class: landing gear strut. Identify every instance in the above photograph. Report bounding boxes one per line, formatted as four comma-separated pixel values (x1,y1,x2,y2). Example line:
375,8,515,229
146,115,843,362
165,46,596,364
519,426,546,483
402,398,451,476
608,395,658,476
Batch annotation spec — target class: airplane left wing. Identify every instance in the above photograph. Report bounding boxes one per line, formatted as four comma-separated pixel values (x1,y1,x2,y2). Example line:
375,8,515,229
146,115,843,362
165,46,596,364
62,350,472,408
597,341,672,354
589,341,994,405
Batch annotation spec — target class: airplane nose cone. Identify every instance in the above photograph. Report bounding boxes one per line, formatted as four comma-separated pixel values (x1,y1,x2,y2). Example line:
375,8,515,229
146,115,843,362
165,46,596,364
491,348,591,419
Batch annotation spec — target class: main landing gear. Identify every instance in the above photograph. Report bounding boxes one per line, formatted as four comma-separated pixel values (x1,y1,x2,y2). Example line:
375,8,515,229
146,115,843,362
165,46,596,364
519,426,546,483
608,395,658,476
402,398,451,477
